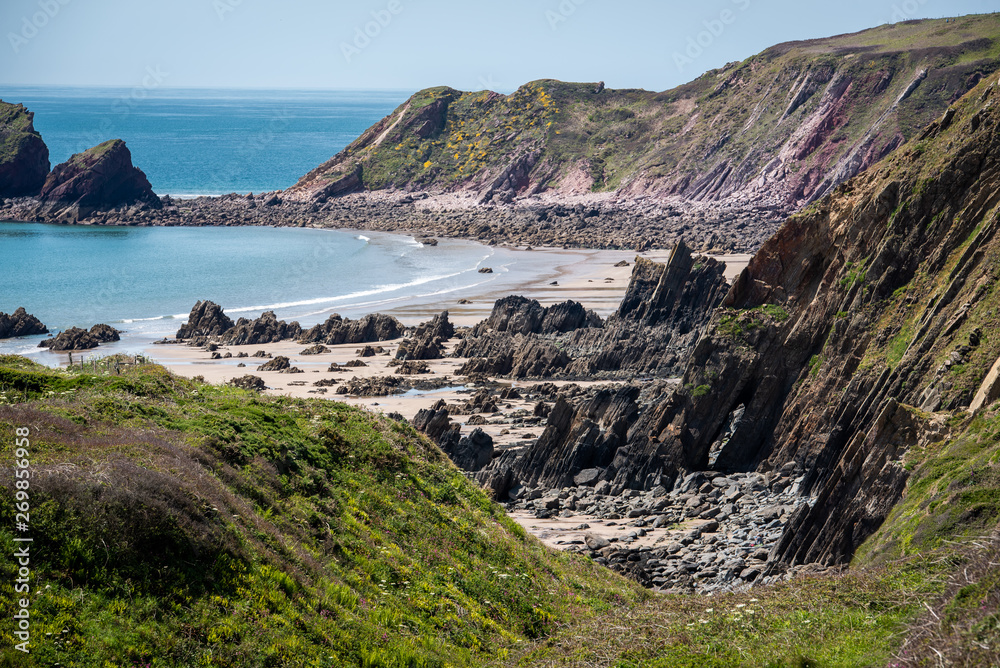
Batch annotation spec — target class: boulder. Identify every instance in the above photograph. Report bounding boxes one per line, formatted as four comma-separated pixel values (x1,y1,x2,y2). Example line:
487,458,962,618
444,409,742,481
0,308,48,339
88,323,121,343
38,327,99,351
229,375,266,391
257,356,291,372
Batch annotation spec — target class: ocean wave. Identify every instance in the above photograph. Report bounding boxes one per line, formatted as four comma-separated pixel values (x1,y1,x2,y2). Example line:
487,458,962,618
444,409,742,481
222,269,473,316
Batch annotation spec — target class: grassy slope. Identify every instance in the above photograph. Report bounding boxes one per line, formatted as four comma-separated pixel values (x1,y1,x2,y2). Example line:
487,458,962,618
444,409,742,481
0,356,640,667
293,15,1000,197
0,356,951,667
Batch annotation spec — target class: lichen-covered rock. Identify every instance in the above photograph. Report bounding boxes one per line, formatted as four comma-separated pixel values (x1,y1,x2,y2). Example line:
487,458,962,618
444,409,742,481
335,375,408,396
229,375,266,391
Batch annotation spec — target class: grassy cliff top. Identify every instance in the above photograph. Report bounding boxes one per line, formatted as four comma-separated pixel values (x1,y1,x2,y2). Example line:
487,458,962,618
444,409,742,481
0,100,43,165
291,14,1000,204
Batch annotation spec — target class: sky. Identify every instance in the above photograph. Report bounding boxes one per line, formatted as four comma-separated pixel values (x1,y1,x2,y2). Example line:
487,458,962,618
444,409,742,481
1,0,998,93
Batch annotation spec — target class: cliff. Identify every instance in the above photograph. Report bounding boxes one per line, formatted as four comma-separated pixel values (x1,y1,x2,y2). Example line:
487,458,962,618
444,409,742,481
288,15,1000,214
38,139,161,214
614,67,1000,569
0,100,49,197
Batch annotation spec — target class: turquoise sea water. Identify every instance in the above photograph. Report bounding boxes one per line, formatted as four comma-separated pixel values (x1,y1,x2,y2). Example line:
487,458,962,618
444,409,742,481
0,222,541,360
0,88,560,363
0,86,409,196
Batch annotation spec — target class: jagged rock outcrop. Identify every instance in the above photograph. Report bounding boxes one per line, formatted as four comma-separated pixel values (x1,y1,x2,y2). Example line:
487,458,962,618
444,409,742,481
299,313,403,345
412,401,454,442
395,311,454,360
456,243,728,379
0,101,49,197
0,308,48,339
471,296,601,336
412,401,495,472
220,311,301,346
176,301,234,339
475,387,640,497
38,139,161,212
458,337,570,379
598,72,1000,568
440,428,494,472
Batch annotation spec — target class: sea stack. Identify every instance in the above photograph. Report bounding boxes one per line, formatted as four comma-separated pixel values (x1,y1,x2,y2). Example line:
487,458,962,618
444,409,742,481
39,139,162,212
0,101,50,197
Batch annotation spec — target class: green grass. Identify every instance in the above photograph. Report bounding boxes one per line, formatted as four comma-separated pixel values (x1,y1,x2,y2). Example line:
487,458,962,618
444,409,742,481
0,355,995,666
0,356,639,667
856,408,1000,565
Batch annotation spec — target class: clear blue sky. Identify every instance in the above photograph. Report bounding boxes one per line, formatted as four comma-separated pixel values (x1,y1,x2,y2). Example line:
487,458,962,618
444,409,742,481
1,0,997,92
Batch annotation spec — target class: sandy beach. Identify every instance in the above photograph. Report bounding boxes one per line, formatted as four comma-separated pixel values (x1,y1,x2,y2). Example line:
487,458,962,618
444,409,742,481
144,244,748,484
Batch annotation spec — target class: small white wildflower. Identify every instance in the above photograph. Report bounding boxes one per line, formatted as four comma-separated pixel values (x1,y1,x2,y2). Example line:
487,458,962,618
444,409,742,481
699,619,709,624
736,603,746,608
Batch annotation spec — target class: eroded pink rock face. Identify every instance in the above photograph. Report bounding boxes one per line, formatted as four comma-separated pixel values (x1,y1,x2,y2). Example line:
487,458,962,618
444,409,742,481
39,139,161,209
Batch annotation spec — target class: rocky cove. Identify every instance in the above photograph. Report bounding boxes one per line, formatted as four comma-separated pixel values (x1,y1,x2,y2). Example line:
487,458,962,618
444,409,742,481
143,239,830,595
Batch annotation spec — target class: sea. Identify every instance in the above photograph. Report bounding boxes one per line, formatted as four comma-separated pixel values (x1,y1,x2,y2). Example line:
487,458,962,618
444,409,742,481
0,87,551,362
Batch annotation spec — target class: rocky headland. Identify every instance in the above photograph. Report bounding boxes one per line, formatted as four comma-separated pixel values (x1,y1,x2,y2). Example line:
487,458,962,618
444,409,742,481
5,17,1000,256
0,101,49,197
